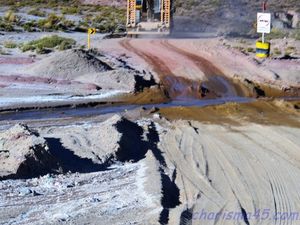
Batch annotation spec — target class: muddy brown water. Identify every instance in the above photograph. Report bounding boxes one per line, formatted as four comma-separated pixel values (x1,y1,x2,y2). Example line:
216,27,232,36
1,39,299,124
159,100,300,127
0,95,252,125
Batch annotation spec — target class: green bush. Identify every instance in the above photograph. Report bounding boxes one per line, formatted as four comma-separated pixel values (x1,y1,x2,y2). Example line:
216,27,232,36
0,1,126,33
28,8,46,17
4,41,17,48
22,13,75,32
20,35,76,53
0,11,20,31
58,40,73,50
4,10,19,23
37,13,62,30
91,6,126,33
0,0,80,8
246,47,254,53
37,13,74,31
22,21,37,32
21,44,35,52
61,6,80,14
36,46,52,54
0,19,14,31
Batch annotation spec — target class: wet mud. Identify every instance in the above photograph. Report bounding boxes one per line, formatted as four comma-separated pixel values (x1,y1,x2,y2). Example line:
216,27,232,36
159,100,300,127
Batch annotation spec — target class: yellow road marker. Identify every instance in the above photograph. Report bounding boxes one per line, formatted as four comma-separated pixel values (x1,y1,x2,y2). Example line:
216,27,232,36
88,28,96,49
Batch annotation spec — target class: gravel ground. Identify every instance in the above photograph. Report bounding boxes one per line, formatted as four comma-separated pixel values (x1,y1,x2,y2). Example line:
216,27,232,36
1,33,300,225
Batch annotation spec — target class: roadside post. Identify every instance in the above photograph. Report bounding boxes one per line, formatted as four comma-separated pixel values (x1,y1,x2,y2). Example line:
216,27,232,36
88,28,96,49
256,1,271,58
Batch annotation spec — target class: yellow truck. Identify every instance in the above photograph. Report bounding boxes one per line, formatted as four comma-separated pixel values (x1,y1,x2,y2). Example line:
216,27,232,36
126,0,171,36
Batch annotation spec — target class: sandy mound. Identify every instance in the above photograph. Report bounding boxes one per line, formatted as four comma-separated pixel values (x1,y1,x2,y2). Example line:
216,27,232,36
0,124,61,180
39,115,154,165
75,69,156,92
75,69,136,92
41,115,123,165
25,49,112,80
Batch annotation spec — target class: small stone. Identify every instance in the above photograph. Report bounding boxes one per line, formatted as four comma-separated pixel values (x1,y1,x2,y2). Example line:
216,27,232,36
66,183,75,188
18,187,32,196
153,113,161,119
32,190,42,196
90,197,101,203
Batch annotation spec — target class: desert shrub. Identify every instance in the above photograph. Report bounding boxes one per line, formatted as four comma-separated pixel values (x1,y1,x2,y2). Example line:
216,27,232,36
268,28,288,39
0,0,80,8
61,6,80,14
21,44,35,52
20,35,76,53
36,46,52,54
4,41,17,48
0,1,125,33
22,13,74,32
61,19,75,29
22,21,37,32
37,13,74,31
37,13,62,30
58,40,73,50
91,6,126,33
246,47,254,53
28,8,47,17
0,11,21,30
273,47,282,55
0,18,14,31
4,10,19,23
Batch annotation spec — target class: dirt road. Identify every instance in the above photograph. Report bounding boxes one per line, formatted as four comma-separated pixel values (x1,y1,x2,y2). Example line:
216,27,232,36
116,38,300,99
116,38,300,224
158,119,300,225
1,37,300,225
120,39,246,100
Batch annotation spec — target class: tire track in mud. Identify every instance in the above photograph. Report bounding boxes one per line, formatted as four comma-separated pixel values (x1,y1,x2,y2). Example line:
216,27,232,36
120,39,186,99
160,40,245,97
120,40,236,99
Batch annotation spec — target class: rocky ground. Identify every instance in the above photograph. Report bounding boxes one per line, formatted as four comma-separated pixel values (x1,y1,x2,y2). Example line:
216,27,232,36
0,33,300,225
1,101,300,224
0,0,300,224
